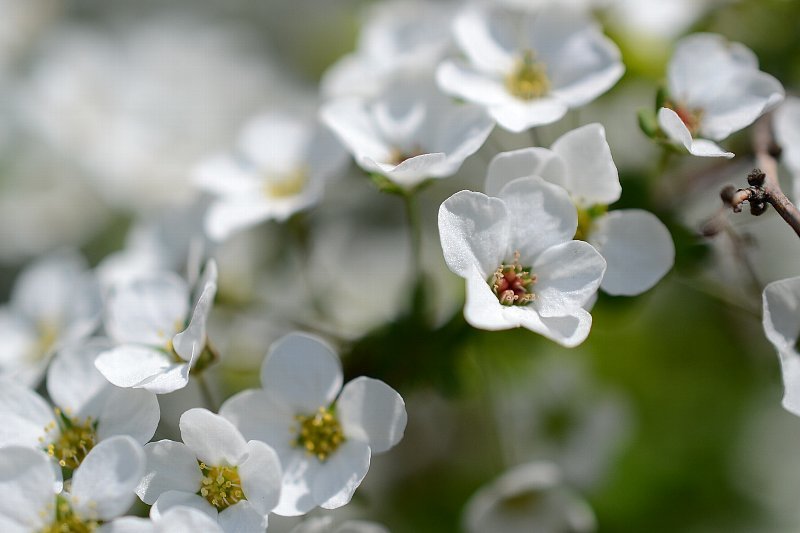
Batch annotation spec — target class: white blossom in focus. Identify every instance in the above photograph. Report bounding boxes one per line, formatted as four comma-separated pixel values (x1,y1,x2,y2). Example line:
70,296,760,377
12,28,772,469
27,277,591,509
136,408,282,533
762,277,800,417
0,339,159,471
195,112,347,241
657,33,784,158
436,4,623,132
321,72,494,190
438,177,606,347
95,260,217,394
220,332,407,516
103,506,224,533
0,250,101,386
0,436,144,532
486,124,674,296
463,462,596,533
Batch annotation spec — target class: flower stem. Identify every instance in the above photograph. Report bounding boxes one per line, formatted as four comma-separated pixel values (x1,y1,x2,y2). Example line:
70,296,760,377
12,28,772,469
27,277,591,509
402,190,425,315
195,373,218,412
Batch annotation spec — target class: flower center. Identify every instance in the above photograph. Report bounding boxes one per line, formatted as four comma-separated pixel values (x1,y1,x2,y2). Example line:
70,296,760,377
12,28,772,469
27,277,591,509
40,495,98,533
574,204,608,241
263,168,307,198
292,407,346,462
667,102,704,136
30,321,59,362
505,50,550,100
198,463,244,511
389,147,424,166
43,409,97,470
489,251,537,306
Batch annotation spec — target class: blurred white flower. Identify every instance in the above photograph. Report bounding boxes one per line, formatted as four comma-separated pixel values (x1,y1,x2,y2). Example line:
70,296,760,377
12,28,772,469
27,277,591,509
463,462,596,533
0,436,144,531
438,177,606,347
136,408,282,533
0,250,101,386
321,0,457,99
486,124,674,296
95,260,217,394
436,4,623,132
105,506,224,533
220,332,407,516
195,112,347,241
657,33,784,158
762,276,800,417
321,72,494,190
0,339,159,471
290,516,389,533
774,97,800,203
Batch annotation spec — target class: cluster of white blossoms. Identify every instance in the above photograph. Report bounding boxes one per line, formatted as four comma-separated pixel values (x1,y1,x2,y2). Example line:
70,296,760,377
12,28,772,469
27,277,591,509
1,0,798,530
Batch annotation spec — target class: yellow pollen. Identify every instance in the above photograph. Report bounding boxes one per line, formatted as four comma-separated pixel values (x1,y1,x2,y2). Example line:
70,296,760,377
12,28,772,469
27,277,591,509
505,50,550,100
197,462,245,511
39,495,98,533
574,204,607,241
29,321,59,362
489,250,537,306
44,409,97,471
292,407,346,462
263,168,307,198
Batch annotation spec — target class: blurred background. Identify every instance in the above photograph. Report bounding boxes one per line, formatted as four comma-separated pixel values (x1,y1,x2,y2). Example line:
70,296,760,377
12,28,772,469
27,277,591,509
3,0,800,531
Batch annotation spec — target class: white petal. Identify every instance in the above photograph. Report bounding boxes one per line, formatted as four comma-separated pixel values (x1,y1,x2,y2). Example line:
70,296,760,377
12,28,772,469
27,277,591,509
261,332,343,413
0,446,56,531
0,379,54,447
97,387,161,445
46,338,114,418
775,98,800,175
485,148,568,197
11,250,89,325
776,347,800,418
204,198,275,242
338,377,407,454
438,190,509,279
95,345,186,393
490,98,568,133
180,408,248,466
149,491,216,522
99,516,154,533
0,309,38,380
453,6,515,74
192,154,261,197
313,439,371,510
517,307,594,348
320,99,393,162
657,107,733,158
137,440,203,505
463,267,519,331
217,501,268,533
220,389,294,452
497,177,578,262
436,61,510,106
763,277,800,352
532,241,606,317
589,210,674,296
156,506,224,533
550,123,621,207
238,112,310,172
172,280,216,363
430,105,495,176
71,435,145,521
273,450,320,516
104,274,189,346
360,152,448,189
239,440,282,515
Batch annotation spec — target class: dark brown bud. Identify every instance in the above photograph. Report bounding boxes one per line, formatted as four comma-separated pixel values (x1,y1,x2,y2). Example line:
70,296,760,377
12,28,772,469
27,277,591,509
747,169,766,187
720,185,737,205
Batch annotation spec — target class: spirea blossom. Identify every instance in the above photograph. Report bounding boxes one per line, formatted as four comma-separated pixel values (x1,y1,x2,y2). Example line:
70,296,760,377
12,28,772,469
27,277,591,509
436,4,624,132
220,332,407,516
762,277,800,417
95,260,217,394
485,124,674,296
438,176,606,347
657,33,784,158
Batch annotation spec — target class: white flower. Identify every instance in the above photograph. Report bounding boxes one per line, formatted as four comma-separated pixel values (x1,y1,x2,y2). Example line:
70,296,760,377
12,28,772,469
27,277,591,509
762,277,800,417
195,112,347,241
321,72,494,190
463,462,596,533
657,33,784,158
0,250,101,386
136,408,282,533
290,516,389,533
0,436,145,532
95,260,217,394
103,506,224,533
774,97,800,203
436,4,623,132
220,332,407,516
0,339,159,471
438,176,606,347
321,0,457,99
485,123,674,296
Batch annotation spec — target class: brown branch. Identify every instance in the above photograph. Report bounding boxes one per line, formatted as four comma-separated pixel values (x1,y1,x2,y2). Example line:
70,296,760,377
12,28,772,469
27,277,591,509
720,115,800,239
